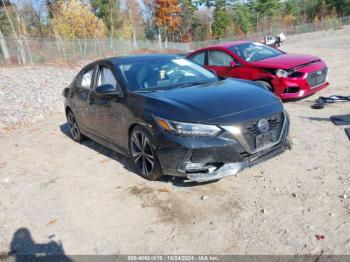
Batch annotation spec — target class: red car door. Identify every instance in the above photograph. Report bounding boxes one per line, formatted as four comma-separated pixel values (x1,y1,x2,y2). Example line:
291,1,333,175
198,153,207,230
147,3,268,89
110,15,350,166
206,50,247,79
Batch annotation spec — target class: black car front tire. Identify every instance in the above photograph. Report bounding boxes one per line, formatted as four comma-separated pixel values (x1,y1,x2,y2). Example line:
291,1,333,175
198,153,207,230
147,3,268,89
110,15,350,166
256,80,274,92
129,126,163,181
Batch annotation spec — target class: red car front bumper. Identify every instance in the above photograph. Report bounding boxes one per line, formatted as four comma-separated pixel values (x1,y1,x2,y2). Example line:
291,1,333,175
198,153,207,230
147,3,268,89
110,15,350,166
273,78,329,100
272,61,329,100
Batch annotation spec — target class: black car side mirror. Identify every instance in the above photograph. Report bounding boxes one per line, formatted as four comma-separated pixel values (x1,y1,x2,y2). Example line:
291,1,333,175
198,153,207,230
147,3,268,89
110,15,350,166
95,84,119,96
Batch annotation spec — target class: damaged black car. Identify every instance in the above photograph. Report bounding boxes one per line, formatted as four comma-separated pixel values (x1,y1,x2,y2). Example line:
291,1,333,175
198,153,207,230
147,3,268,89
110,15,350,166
63,54,292,182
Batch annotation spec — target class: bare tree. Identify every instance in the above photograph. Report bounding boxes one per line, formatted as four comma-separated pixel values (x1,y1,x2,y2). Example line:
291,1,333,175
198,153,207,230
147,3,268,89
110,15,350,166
0,0,27,64
0,28,10,63
125,0,143,48
15,6,33,64
126,1,137,48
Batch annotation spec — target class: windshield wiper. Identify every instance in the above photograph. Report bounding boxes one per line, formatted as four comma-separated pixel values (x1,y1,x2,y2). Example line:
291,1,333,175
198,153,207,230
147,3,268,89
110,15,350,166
134,89,161,93
133,80,215,93
175,80,214,89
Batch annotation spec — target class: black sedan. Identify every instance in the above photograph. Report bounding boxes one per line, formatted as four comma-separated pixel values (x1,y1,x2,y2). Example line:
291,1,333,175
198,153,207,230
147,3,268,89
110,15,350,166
63,54,291,182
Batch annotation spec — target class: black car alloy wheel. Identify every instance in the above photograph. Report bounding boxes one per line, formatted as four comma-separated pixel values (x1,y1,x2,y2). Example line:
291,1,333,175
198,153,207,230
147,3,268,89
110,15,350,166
130,126,163,180
67,110,83,142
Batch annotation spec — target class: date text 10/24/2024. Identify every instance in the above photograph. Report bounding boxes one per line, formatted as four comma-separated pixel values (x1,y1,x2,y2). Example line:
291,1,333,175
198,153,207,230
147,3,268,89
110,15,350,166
127,256,220,261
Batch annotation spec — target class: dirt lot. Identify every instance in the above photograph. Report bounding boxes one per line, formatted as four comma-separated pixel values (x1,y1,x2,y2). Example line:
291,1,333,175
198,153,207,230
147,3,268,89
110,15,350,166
0,27,350,255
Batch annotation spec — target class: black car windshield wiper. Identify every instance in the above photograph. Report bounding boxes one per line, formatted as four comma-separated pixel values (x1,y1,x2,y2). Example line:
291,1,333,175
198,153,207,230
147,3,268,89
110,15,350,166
174,79,216,89
132,79,216,93
133,88,164,93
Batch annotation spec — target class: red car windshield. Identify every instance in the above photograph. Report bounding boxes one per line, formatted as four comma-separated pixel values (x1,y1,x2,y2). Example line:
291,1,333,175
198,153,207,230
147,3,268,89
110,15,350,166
229,42,283,62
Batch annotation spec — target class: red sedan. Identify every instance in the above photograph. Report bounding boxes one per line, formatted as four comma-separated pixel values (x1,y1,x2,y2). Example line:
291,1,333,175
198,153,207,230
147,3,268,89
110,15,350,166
187,41,329,100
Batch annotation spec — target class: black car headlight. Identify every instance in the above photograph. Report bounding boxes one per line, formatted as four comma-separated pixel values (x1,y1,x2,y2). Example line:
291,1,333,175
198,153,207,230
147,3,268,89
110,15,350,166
155,117,221,136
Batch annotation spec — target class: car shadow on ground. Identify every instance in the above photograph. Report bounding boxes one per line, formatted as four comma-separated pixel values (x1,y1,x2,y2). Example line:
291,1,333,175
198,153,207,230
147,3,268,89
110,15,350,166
3,227,72,262
59,123,217,188
59,122,137,174
159,176,219,187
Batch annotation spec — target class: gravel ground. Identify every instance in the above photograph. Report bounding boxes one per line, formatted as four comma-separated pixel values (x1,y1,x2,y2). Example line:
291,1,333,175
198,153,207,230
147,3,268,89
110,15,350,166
0,66,78,133
0,27,349,256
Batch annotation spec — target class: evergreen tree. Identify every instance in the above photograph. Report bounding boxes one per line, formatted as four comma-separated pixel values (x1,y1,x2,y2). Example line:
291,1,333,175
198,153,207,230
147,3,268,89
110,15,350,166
231,3,254,34
248,0,281,30
212,0,229,38
179,0,197,41
90,0,122,36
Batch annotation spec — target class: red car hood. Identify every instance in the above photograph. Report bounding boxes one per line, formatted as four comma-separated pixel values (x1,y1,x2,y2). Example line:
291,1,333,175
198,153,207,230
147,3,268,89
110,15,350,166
249,53,321,70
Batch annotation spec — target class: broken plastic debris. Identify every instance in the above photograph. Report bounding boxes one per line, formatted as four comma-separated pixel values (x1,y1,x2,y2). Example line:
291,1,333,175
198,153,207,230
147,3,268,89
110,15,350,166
315,234,325,240
46,219,58,226
159,187,171,193
340,194,348,199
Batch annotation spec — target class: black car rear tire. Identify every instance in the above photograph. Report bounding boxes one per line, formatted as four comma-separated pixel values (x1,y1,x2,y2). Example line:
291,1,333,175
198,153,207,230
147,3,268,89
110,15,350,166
256,80,274,92
66,110,85,142
129,126,163,181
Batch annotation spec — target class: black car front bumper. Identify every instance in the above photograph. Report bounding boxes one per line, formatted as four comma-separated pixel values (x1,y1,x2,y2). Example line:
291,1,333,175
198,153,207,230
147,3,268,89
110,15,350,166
154,113,291,182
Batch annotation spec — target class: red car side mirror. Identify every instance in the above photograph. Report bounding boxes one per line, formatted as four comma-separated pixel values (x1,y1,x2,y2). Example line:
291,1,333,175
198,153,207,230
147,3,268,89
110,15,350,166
229,61,237,68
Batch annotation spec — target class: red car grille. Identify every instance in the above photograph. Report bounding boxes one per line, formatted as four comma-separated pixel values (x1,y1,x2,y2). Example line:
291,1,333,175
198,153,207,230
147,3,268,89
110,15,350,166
307,67,328,88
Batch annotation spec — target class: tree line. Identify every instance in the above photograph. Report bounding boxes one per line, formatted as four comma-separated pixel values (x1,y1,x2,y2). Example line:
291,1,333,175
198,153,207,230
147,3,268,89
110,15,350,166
0,0,350,43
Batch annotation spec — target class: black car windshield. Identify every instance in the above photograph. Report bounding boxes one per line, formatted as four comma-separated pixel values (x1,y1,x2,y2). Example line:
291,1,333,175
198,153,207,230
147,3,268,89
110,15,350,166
229,42,283,62
117,57,217,92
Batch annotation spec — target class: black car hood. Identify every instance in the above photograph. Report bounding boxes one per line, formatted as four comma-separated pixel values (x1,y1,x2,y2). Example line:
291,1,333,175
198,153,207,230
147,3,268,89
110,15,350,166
134,79,283,124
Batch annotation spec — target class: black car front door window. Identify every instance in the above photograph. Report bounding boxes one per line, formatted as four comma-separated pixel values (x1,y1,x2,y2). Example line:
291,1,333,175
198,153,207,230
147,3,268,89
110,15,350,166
79,68,94,90
90,65,124,144
97,67,117,90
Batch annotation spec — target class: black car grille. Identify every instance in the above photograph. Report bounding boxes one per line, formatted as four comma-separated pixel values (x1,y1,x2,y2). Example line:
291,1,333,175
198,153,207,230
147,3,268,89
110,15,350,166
307,67,328,88
241,112,284,151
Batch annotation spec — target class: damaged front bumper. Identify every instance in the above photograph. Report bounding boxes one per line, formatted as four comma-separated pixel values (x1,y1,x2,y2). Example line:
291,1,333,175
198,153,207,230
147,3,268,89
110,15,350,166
155,113,291,182
186,162,244,183
186,137,291,182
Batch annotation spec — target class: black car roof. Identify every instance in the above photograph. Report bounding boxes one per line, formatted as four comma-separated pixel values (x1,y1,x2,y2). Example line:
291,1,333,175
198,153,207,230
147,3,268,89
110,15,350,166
107,54,181,64
80,54,184,74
